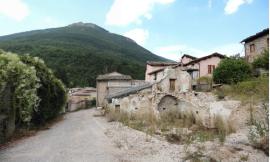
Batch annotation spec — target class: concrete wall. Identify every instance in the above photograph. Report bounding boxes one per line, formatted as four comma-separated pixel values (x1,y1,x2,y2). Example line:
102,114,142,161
244,34,269,62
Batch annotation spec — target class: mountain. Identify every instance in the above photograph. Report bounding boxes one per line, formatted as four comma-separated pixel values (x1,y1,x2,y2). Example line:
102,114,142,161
0,22,171,87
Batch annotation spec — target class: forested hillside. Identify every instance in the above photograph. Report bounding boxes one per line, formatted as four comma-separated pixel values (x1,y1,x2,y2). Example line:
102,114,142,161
0,22,170,87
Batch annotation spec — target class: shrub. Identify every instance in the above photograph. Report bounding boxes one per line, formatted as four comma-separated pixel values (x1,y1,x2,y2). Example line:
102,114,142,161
252,50,269,70
197,76,212,85
20,55,67,125
0,50,39,124
217,77,269,102
213,58,252,84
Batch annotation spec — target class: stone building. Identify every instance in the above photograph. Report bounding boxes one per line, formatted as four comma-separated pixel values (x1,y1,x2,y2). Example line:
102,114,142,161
145,61,178,82
96,72,146,107
241,28,269,63
106,67,192,114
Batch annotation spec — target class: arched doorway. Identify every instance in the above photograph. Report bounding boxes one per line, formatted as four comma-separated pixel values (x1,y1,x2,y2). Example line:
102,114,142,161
157,95,178,112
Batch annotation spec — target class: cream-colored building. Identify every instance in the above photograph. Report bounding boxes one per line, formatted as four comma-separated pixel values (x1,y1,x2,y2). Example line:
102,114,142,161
241,28,269,63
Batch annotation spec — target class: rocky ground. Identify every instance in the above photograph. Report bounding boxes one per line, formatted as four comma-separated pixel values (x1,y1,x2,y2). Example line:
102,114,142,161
0,108,268,162
105,120,268,162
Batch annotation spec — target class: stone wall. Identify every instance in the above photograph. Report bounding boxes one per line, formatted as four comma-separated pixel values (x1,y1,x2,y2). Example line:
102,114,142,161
245,34,269,62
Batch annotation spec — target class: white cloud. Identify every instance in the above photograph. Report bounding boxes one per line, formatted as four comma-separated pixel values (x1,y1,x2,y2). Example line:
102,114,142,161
124,28,149,45
0,0,29,21
153,43,243,61
224,0,253,15
106,0,175,26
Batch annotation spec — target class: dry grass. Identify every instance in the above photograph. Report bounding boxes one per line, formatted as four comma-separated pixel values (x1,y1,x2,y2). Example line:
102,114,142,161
105,108,230,144
214,115,235,143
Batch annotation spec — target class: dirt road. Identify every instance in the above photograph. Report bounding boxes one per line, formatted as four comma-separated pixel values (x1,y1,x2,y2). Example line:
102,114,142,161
0,109,122,162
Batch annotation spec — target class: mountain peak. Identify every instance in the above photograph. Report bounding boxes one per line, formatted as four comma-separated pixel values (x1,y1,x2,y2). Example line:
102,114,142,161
68,22,108,32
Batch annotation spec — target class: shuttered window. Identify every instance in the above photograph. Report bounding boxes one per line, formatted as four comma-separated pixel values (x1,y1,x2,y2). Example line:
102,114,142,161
208,65,215,74
208,65,211,74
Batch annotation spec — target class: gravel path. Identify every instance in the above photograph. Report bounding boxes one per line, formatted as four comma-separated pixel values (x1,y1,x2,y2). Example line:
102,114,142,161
0,109,122,162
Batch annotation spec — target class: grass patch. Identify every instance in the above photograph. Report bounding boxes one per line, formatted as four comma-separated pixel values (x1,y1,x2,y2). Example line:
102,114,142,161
215,76,269,103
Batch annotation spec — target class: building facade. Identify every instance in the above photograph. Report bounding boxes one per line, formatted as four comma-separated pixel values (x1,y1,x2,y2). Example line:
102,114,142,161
241,28,269,63
146,53,225,86
182,53,225,82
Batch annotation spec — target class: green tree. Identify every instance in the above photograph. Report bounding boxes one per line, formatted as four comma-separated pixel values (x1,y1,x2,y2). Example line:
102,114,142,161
20,55,67,125
0,50,39,123
213,58,252,84
252,50,269,70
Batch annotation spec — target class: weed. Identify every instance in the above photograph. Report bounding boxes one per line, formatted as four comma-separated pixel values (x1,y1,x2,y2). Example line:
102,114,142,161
240,154,249,161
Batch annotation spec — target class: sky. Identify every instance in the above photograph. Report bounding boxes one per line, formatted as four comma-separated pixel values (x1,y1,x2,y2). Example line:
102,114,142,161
0,0,268,61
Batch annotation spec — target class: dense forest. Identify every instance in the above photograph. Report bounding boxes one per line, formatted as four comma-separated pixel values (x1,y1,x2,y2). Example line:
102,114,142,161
0,22,170,87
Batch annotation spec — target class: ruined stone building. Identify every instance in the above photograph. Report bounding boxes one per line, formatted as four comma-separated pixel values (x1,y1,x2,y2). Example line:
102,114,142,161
105,67,192,114
103,67,239,129
241,28,269,63
96,72,146,107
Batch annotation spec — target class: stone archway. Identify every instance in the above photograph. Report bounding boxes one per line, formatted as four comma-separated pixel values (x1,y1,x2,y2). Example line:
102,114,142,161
157,95,178,112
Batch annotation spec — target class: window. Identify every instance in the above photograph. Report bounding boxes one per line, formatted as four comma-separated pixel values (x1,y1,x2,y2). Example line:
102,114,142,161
267,38,269,47
208,65,211,74
154,73,157,80
208,65,215,74
169,79,176,91
250,44,255,53
115,105,120,113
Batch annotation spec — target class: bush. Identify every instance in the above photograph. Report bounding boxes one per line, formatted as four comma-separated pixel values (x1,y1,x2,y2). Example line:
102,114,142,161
197,76,212,85
0,50,39,123
20,55,67,125
252,50,269,70
213,58,252,84
216,77,269,102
